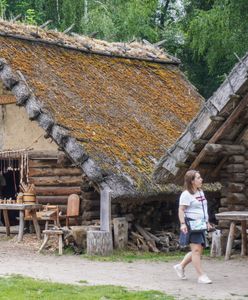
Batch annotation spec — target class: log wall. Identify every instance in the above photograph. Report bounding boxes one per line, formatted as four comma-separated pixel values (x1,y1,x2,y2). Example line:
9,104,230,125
28,152,100,222
218,145,248,250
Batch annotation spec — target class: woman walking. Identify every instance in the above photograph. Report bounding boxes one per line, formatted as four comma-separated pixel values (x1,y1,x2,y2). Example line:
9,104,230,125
174,170,212,284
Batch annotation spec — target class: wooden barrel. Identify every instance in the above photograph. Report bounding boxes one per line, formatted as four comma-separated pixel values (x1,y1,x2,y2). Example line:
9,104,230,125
23,193,36,204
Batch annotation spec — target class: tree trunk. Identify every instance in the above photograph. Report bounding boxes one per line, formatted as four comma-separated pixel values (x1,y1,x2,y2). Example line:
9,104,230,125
87,230,113,256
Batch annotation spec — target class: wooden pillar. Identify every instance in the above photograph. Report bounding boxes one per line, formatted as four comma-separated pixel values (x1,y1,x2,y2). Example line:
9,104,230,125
100,187,111,232
86,186,113,256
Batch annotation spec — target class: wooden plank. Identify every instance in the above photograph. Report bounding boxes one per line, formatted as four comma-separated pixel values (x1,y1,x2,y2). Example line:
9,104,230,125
29,176,82,186
191,93,248,170
100,188,111,232
36,196,68,205
29,167,82,177
35,186,81,196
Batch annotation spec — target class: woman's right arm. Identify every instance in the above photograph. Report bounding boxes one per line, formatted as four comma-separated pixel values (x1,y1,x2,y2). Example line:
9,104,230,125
178,205,188,233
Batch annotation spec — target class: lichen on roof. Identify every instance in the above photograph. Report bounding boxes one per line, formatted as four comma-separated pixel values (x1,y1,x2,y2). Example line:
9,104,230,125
0,22,203,195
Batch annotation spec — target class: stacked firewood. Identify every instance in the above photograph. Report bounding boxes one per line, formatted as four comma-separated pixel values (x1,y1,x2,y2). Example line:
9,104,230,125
128,223,179,253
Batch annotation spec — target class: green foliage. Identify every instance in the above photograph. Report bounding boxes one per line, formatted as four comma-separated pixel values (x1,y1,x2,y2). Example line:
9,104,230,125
25,8,37,24
183,0,248,97
3,0,248,98
0,275,174,300
0,0,7,17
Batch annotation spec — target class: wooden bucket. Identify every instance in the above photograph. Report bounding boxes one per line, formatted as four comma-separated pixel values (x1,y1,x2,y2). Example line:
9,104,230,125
23,193,36,204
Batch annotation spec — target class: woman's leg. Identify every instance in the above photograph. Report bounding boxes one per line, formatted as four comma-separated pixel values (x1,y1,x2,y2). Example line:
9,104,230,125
180,251,192,268
190,243,204,276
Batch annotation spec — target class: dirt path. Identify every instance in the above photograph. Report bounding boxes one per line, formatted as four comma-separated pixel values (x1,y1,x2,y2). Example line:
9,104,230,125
0,235,247,300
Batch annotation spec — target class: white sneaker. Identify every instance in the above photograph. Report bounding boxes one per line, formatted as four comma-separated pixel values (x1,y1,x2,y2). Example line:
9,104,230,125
198,274,212,284
173,264,186,280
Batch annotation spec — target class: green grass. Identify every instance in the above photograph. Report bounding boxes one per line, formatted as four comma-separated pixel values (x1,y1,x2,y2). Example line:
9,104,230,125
82,249,211,262
0,275,174,300
83,250,187,262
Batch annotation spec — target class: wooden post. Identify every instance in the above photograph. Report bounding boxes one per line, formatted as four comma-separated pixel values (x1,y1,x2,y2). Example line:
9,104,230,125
225,221,236,260
241,220,247,256
113,217,128,250
86,186,113,256
18,210,25,242
100,187,111,232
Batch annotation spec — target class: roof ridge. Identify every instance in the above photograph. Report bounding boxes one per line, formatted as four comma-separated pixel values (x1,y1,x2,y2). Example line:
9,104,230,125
0,20,180,65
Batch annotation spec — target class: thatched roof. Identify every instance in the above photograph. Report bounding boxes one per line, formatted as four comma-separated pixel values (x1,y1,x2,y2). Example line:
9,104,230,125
0,20,203,199
154,52,248,184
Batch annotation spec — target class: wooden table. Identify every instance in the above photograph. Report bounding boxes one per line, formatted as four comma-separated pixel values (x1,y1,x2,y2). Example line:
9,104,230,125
0,203,42,242
215,211,248,260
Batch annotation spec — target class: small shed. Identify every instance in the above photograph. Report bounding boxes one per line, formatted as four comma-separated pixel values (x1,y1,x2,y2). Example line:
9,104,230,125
0,20,203,233
154,51,248,243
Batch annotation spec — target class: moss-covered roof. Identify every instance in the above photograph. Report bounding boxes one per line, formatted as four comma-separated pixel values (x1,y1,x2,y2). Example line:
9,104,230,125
0,21,203,197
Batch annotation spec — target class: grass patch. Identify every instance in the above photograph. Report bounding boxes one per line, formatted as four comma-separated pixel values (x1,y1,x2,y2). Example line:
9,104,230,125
82,249,211,262
0,275,174,300
83,250,186,262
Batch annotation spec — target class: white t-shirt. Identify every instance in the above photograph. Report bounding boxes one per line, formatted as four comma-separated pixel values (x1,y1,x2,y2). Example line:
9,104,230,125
179,189,209,221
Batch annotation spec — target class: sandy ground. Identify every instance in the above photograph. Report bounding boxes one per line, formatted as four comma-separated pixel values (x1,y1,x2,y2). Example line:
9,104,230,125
0,234,247,300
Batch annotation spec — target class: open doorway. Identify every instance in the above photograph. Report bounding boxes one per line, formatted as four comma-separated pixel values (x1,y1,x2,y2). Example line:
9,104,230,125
0,159,20,225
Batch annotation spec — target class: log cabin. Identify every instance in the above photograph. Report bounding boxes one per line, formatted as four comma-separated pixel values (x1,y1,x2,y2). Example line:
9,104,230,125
154,51,248,248
0,20,208,235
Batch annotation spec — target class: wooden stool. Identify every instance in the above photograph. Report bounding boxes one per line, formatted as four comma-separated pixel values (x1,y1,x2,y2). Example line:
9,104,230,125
38,229,63,255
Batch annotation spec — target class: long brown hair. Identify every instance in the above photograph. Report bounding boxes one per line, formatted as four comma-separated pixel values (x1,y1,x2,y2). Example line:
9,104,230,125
184,170,200,194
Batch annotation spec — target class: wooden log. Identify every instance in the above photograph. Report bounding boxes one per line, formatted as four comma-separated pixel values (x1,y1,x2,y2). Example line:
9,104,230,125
227,193,246,205
228,155,245,163
226,164,245,173
218,207,229,213
29,160,71,168
210,116,225,122
204,144,245,154
193,139,208,145
225,221,236,260
36,196,68,205
29,151,58,159
29,176,82,186
135,224,159,253
113,217,128,250
228,183,245,193
87,230,113,256
227,205,246,211
230,173,246,182
29,167,82,177
35,186,81,196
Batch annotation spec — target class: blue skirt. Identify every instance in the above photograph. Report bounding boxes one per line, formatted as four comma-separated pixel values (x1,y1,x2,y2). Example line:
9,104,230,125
179,230,206,247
